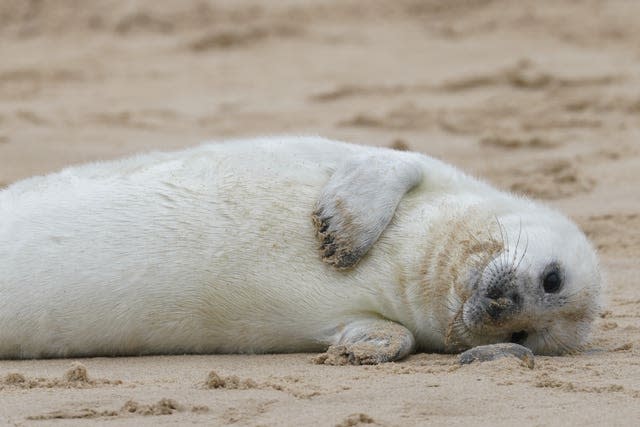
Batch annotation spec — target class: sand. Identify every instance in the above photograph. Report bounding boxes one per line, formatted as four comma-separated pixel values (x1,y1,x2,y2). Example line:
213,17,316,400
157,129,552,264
1,0,639,425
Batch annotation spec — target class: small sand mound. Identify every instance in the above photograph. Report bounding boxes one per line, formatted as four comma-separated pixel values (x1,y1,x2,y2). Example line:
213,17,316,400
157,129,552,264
203,371,320,398
312,345,352,366
204,370,259,389
64,362,90,382
389,138,411,151
122,398,184,416
3,372,26,384
336,413,376,427
27,408,119,420
27,398,203,420
1,363,121,390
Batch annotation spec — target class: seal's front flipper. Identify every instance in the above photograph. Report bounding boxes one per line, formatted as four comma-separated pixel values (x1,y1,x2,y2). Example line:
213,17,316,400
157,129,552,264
312,151,423,270
459,343,535,369
313,319,415,365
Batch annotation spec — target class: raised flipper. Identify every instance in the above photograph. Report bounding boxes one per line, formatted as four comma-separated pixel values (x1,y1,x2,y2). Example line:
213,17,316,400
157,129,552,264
312,151,423,269
313,318,415,365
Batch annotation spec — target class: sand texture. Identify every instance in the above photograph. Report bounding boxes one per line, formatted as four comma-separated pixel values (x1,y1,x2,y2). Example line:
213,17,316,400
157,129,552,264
1,0,639,425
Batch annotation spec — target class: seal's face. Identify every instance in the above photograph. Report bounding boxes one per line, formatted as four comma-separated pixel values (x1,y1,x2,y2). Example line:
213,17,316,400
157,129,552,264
447,213,602,355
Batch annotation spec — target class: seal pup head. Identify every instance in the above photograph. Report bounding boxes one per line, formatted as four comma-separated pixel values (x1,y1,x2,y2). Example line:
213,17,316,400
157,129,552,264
443,205,602,355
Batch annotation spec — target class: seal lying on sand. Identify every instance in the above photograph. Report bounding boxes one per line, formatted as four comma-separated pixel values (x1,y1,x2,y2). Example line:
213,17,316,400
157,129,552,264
0,137,602,362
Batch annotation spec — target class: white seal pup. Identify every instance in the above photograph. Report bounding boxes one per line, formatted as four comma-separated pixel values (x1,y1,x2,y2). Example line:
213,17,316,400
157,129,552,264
0,137,602,362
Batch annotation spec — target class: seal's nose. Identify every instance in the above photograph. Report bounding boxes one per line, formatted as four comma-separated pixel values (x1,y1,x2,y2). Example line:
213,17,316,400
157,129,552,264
486,297,511,320
485,290,521,320
486,285,503,301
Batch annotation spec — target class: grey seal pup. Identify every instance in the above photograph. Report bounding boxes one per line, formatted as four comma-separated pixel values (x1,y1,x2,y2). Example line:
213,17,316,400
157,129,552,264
0,137,602,363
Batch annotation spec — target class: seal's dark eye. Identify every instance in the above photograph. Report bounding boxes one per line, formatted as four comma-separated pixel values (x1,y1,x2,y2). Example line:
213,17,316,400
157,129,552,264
543,271,562,293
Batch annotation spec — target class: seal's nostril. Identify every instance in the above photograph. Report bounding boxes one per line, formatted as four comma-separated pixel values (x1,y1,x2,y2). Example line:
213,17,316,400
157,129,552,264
510,330,528,344
511,293,521,306
487,287,502,300
486,301,502,320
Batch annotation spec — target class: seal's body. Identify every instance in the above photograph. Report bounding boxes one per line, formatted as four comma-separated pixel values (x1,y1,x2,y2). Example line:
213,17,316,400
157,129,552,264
0,137,601,361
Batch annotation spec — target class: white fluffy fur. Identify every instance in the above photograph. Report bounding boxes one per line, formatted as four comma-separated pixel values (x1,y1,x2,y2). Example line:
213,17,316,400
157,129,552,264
0,137,601,358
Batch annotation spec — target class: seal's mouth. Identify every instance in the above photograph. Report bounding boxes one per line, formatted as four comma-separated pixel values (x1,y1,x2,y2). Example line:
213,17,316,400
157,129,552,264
510,330,528,345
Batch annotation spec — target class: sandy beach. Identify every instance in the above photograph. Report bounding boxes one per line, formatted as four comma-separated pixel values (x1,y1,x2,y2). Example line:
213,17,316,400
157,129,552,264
1,1,639,425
